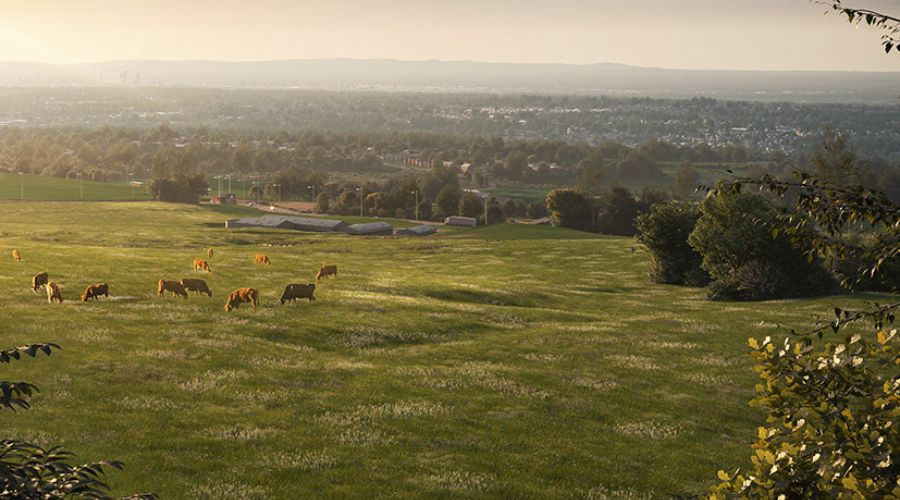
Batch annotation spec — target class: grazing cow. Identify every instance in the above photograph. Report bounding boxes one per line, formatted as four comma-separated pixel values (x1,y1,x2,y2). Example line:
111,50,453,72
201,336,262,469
32,272,49,292
224,287,259,312
280,283,316,304
158,279,188,299
255,254,271,265
316,265,338,281
207,247,214,259
181,278,212,297
82,283,109,302
46,282,63,303
11,249,21,261
193,258,210,272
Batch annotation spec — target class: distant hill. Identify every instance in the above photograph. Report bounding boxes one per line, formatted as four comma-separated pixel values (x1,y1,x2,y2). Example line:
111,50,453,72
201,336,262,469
0,59,898,103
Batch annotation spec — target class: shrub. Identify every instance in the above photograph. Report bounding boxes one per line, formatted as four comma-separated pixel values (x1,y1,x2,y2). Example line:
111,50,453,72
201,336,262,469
546,188,593,231
315,192,330,212
596,187,643,236
689,189,835,300
635,201,708,286
458,192,484,218
526,201,549,219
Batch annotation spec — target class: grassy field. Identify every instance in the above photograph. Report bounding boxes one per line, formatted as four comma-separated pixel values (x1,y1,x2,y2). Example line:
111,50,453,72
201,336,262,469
483,187,550,204
0,173,153,201
0,201,882,498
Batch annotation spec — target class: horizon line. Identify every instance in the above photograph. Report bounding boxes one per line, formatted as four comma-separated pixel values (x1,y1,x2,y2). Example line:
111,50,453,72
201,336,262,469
1,57,899,74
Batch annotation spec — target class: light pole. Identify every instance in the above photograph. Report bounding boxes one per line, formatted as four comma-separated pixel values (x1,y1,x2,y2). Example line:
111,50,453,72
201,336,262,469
18,172,23,200
128,173,135,198
307,185,315,202
214,175,222,197
77,173,83,200
226,175,232,194
411,190,419,221
484,195,489,225
355,187,363,217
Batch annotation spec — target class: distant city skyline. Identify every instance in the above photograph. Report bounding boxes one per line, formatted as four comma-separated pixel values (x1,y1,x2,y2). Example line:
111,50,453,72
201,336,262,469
0,0,898,72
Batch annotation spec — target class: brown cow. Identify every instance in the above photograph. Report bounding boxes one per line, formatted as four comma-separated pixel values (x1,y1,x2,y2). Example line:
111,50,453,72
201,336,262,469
316,265,338,281
11,249,21,261
280,283,316,304
181,278,212,297
224,288,259,311
255,254,271,265
32,272,49,292
82,283,109,302
193,258,210,272
46,281,63,303
207,247,214,259
158,279,188,299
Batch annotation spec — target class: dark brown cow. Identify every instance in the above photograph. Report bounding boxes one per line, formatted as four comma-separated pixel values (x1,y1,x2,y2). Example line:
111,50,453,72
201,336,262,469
32,272,49,292
224,288,259,312
82,283,109,302
158,279,188,299
316,265,338,281
280,283,316,304
181,278,213,297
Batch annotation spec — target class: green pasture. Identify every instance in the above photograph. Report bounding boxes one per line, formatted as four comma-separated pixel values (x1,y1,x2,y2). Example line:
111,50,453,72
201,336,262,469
0,173,152,201
0,201,880,498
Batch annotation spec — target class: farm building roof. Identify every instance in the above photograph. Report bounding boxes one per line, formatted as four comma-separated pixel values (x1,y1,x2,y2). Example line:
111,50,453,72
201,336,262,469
396,225,437,236
278,216,348,232
226,215,348,232
343,221,394,236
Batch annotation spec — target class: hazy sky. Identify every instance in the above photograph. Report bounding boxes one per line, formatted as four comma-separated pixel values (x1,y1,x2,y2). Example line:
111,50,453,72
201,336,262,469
1,0,898,71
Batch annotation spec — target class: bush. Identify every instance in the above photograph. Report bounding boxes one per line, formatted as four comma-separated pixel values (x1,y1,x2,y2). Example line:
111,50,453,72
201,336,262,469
635,201,708,286
458,192,483,218
596,187,643,236
148,173,207,204
315,192,330,212
526,201,549,219
546,188,593,231
689,189,835,300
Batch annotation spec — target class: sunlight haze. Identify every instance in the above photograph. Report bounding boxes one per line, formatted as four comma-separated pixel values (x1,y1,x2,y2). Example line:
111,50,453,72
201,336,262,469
0,0,898,71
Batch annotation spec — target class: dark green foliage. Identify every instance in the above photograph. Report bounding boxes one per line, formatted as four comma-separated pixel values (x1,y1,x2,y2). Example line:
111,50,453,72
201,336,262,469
435,186,461,217
315,192,330,212
148,173,207,204
458,192,483,218
688,189,835,300
615,150,667,182
545,188,593,231
502,199,528,218
526,201,549,219
635,202,709,286
485,198,504,224
708,166,899,497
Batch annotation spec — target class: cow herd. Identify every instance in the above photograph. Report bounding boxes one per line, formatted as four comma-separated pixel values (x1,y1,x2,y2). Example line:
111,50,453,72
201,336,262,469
12,248,337,312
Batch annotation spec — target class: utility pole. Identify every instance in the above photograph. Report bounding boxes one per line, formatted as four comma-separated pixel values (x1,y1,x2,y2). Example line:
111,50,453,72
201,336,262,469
356,187,363,217
484,195,489,225
18,172,23,200
308,185,315,202
78,173,83,200
411,190,419,221
226,174,232,194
